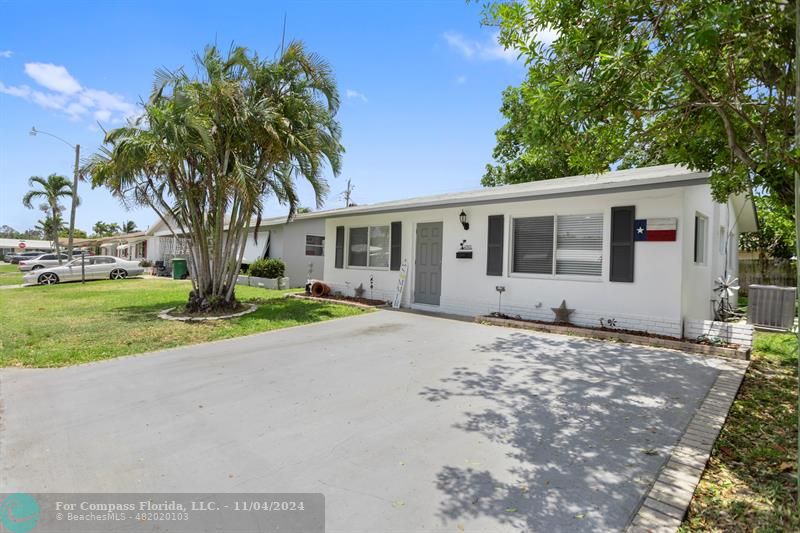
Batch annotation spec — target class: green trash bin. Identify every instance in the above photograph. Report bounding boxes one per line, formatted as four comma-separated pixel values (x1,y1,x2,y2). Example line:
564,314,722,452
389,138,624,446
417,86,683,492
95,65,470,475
172,258,188,280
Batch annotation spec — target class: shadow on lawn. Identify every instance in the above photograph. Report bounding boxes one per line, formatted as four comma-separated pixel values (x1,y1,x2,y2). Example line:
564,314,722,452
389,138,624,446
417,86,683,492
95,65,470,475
421,332,723,532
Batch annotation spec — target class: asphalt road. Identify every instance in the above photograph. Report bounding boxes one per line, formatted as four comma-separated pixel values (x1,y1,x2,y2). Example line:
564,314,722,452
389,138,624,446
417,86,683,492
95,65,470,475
0,310,733,532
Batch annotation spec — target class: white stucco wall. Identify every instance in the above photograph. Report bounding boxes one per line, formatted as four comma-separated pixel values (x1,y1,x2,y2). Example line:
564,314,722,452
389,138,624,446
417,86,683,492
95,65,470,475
680,185,740,321
267,218,326,287
323,187,696,337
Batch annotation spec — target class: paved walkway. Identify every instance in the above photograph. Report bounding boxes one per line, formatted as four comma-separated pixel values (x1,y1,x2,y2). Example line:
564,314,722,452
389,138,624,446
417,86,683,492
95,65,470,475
0,311,744,532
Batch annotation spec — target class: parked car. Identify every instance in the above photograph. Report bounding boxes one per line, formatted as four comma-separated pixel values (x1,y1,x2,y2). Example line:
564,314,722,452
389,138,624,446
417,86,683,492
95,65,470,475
18,253,71,271
17,251,93,271
6,251,49,264
24,256,145,285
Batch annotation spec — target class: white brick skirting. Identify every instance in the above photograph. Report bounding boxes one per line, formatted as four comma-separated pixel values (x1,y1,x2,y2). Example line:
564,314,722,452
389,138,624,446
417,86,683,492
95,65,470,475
684,320,753,348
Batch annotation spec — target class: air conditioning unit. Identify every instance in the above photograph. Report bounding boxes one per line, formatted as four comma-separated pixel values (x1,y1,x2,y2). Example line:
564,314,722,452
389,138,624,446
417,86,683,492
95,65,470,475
748,284,796,331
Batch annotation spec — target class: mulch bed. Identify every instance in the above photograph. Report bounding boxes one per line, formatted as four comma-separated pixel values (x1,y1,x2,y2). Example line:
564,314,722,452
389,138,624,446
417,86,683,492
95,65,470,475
291,293,388,308
486,312,740,349
480,314,750,360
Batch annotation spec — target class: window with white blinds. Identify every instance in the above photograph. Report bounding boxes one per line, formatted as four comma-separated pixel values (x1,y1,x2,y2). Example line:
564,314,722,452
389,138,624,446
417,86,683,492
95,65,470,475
512,213,603,277
556,214,603,276
513,216,554,274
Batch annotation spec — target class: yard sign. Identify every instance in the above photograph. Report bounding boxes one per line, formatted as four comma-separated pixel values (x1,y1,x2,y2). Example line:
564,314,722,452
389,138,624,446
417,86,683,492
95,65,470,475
392,259,409,309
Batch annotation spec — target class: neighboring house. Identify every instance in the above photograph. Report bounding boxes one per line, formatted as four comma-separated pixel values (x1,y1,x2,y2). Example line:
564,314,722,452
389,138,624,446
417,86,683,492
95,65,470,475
0,238,54,256
312,164,756,338
97,232,148,261
144,215,326,287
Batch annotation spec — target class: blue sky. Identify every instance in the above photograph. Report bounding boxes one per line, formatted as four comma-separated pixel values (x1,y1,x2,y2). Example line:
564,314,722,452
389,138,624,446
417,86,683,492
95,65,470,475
0,0,527,234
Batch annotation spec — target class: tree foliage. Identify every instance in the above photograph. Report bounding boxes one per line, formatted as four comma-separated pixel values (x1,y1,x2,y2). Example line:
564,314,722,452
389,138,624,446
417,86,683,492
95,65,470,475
482,0,795,209
740,195,796,259
87,43,342,312
92,221,121,238
22,174,74,260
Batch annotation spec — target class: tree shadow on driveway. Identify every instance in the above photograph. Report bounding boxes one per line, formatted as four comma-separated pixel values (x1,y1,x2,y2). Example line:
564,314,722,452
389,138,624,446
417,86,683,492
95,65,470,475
420,331,722,531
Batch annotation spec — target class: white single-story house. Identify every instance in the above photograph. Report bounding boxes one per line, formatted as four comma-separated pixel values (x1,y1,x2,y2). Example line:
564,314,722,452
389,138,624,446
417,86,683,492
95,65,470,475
97,232,148,260
144,215,325,287
0,238,54,256
305,164,756,339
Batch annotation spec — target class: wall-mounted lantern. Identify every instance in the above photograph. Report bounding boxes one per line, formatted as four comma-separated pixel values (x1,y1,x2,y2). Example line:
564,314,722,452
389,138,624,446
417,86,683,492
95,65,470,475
459,210,469,230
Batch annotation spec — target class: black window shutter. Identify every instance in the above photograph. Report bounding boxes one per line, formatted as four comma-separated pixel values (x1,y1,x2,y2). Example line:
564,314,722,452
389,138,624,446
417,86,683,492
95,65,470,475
486,215,504,276
334,226,345,269
610,206,635,282
390,221,402,271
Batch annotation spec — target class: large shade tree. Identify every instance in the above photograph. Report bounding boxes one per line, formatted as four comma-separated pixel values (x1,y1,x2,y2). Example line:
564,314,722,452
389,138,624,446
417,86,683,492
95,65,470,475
88,43,342,312
481,0,795,210
22,174,74,262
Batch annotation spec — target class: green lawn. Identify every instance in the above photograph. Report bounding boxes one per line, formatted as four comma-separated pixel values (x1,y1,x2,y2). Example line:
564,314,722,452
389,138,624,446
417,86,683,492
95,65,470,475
681,331,798,531
0,278,367,367
0,263,23,286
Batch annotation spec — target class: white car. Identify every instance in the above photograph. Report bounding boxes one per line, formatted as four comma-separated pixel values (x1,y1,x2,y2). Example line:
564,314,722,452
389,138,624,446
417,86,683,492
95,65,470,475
18,253,71,271
24,256,145,285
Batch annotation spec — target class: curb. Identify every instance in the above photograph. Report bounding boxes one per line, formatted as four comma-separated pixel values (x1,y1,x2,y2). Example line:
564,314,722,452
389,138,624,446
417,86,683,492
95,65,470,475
626,359,749,532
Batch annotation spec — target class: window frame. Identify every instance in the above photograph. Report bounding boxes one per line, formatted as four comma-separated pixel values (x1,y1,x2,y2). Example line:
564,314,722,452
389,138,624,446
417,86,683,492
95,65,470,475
694,213,708,265
304,234,325,257
508,211,605,281
346,225,391,270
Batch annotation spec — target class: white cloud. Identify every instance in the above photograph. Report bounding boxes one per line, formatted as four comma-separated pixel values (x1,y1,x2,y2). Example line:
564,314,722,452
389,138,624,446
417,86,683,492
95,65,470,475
0,82,31,98
443,28,557,64
443,32,476,59
93,109,112,122
0,62,137,124
443,31,519,64
0,50,12,59
24,62,82,94
345,89,368,102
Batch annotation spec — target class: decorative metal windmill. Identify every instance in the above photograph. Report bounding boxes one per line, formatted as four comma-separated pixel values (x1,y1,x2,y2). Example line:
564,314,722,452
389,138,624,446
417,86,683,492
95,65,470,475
713,274,741,321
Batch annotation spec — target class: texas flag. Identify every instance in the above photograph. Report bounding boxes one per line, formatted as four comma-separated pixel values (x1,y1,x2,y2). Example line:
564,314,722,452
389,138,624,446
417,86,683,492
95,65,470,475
634,218,677,241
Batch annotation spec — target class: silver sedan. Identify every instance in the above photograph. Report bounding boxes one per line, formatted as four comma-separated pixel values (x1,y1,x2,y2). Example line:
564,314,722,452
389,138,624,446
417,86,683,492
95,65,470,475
24,256,145,285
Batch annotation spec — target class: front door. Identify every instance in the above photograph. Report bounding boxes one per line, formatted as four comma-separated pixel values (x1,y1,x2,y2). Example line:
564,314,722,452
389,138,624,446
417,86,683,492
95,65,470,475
414,222,443,305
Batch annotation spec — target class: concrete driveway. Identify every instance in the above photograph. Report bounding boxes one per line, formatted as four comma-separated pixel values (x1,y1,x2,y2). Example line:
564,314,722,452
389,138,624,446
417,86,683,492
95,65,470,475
1,311,737,531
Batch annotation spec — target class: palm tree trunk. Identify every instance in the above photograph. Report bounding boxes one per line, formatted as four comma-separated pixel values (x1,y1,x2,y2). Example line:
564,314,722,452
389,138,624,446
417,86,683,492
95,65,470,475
51,202,62,263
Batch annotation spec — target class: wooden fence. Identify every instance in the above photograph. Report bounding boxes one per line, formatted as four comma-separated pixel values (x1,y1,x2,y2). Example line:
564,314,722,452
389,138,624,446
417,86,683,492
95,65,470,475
738,259,797,296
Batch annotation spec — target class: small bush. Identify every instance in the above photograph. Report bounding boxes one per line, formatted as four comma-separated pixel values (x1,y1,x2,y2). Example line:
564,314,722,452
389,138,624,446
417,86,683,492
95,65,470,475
248,258,285,279
140,260,153,267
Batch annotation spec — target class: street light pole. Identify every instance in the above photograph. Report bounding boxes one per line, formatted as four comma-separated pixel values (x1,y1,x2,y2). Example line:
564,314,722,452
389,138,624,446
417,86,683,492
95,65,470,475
29,127,81,262
29,127,84,283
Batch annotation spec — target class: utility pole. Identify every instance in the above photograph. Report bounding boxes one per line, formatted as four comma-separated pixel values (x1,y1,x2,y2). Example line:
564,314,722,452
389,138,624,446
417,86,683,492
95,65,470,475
342,178,355,207
67,143,80,261
29,127,81,261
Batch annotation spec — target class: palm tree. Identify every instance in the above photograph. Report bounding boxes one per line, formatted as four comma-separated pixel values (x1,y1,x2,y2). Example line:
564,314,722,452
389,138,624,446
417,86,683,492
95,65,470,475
22,174,74,263
35,214,65,242
87,43,343,312
121,220,138,233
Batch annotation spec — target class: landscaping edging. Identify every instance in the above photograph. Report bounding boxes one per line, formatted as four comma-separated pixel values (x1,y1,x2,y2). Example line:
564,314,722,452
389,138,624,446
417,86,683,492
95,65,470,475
289,294,388,309
477,315,751,360
158,303,259,322
627,359,749,532
236,275,290,290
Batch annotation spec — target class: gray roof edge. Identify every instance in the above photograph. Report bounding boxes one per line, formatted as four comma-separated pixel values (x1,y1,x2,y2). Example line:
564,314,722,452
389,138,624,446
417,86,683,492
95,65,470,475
320,174,710,219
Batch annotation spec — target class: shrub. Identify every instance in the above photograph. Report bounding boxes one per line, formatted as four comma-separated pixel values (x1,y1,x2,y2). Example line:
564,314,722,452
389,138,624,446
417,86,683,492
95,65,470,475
248,258,285,279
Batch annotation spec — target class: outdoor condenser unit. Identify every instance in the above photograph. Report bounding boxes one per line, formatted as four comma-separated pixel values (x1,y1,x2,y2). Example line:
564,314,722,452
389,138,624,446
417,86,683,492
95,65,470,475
748,284,796,331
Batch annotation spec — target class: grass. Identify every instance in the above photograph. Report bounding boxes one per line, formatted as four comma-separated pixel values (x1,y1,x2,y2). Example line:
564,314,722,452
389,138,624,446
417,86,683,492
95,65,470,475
0,263,23,286
681,331,798,532
0,278,367,367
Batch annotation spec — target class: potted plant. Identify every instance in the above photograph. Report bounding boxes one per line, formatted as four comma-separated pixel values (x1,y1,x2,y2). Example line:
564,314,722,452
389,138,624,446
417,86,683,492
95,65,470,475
242,258,289,289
